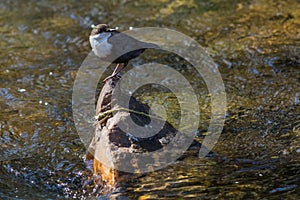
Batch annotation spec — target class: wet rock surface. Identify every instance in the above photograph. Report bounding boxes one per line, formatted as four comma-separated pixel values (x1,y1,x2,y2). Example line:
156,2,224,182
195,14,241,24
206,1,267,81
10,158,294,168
87,77,187,186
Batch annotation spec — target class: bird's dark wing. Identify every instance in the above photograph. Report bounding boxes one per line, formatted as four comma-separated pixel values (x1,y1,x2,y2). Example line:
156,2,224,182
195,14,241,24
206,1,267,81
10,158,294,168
109,30,156,48
106,31,157,61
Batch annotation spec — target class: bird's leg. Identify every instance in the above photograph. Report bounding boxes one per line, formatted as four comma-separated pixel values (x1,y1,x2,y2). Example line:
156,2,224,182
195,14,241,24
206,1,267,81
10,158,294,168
102,63,121,82
111,63,122,77
112,62,128,77
102,62,128,82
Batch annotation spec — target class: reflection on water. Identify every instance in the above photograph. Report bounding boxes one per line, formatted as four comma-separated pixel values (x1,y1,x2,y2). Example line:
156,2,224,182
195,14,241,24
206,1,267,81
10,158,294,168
0,0,299,199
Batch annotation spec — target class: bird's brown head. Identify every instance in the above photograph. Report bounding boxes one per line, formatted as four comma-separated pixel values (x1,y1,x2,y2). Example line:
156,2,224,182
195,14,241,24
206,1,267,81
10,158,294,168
90,24,109,35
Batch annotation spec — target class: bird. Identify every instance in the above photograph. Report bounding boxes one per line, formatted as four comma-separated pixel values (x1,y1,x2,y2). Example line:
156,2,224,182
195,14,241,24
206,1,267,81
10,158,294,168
89,24,158,82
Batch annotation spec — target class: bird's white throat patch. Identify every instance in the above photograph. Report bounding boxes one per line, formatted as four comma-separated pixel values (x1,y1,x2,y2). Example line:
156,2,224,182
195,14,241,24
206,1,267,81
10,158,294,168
89,32,112,58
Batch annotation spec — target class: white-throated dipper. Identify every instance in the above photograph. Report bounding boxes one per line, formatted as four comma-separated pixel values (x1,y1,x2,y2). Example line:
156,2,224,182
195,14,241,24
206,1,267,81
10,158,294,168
89,24,158,82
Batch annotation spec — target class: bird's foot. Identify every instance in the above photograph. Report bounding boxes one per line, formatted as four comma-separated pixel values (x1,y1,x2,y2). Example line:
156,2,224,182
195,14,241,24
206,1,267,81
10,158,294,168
116,74,121,79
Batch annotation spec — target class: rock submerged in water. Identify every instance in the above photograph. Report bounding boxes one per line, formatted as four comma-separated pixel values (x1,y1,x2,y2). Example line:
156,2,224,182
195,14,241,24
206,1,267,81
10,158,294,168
86,77,188,186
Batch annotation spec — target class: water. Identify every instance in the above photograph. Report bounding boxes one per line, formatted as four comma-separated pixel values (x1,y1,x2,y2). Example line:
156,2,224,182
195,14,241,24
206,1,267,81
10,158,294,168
0,0,299,199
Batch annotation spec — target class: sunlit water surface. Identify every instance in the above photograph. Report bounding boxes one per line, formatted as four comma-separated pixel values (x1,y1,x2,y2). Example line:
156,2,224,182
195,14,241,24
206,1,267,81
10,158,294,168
0,0,299,199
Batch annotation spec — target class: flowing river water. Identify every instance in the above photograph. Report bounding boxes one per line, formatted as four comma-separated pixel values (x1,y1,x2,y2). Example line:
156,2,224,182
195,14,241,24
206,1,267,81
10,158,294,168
0,0,299,199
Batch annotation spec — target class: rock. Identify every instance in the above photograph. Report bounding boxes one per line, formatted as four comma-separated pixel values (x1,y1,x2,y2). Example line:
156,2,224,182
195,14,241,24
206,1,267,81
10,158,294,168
86,77,188,187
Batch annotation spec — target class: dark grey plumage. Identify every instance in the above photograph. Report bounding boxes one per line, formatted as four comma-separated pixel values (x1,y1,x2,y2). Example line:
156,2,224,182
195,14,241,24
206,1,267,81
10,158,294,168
89,24,158,81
